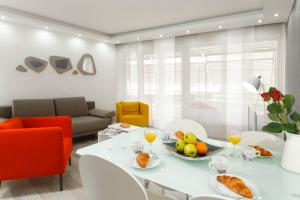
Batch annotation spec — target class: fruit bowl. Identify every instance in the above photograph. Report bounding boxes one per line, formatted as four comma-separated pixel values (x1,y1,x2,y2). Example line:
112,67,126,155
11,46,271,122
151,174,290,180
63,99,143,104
164,139,224,161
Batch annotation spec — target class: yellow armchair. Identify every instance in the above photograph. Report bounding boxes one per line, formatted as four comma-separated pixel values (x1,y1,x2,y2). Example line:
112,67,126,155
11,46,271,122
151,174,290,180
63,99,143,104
116,101,149,127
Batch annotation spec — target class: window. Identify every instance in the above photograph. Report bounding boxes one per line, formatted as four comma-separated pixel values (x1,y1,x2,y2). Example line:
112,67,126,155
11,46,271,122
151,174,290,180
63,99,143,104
143,55,158,95
189,41,277,109
126,54,138,96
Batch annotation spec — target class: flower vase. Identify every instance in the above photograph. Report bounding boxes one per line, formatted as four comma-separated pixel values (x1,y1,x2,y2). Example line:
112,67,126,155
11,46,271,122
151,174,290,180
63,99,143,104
281,132,300,173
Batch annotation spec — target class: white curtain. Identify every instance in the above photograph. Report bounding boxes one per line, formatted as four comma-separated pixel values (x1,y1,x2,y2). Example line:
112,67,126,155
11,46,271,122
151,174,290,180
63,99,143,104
116,24,285,139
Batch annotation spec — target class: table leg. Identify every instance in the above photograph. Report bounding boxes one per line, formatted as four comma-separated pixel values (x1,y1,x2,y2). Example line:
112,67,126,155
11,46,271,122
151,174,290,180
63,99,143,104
144,179,150,189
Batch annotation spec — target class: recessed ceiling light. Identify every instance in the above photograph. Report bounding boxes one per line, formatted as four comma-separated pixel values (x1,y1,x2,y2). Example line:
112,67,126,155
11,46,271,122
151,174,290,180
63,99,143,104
116,40,120,44
159,34,163,38
218,25,223,29
78,34,82,37
137,37,140,41
45,26,49,30
274,13,279,17
1,16,5,20
186,30,190,34
258,19,262,24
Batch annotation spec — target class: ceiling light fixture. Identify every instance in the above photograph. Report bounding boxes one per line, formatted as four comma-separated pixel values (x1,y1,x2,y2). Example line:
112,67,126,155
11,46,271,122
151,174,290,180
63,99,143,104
137,37,140,41
218,25,223,29
159,34,163,38
1,16,5,20
258,19,262,24
186,30,190,34
78,34,82,37
274,13,279,17
45,26,49,30
116,40,120,44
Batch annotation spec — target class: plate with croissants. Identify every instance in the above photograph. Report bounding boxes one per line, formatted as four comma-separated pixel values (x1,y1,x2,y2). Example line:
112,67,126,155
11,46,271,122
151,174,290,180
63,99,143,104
249,145,273,157
132,152,161,169
211,174,260,199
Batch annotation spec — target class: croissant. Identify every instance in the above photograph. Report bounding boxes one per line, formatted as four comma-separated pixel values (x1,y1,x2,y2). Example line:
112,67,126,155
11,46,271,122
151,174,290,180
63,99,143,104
217,175,253,199
250,145,272,157
136,153,150,168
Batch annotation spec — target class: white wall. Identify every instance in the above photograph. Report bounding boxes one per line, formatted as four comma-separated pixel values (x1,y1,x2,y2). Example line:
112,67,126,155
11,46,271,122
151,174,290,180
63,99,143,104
286,0,300,112
0,21,117,110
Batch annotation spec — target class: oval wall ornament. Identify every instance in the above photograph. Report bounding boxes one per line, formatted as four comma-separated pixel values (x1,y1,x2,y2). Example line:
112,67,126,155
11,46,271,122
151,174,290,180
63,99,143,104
77,54,96,75
24,57,47,73
49,56,73,74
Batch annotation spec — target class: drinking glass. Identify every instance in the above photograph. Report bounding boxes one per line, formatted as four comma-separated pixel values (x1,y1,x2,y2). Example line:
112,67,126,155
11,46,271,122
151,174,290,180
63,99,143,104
227,130,242,158
208,156,229,174
131,141,144,154
144,128,157,154
161,129,171,142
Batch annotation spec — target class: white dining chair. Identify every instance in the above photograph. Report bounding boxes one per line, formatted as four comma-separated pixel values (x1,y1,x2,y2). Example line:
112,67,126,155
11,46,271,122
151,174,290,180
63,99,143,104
165,118,208,139
240,131,284,151
190,197,226,200
79,155,177,200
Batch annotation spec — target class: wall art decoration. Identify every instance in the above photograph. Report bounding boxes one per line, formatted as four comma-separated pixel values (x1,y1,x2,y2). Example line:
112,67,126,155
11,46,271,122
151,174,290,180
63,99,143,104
77,53,96,75
16,65,27,72
24,57,47,73
49,56,73,74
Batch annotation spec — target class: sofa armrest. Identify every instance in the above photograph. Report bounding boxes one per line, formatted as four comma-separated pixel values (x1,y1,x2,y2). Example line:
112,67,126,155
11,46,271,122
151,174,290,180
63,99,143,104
140,102,149,117
88,109,115,118
21,116,72,139
0,127,65,180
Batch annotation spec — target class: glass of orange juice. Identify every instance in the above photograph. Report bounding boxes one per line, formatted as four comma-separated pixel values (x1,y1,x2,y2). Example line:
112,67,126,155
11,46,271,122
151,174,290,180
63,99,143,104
144,128,157,154
227,130,241,158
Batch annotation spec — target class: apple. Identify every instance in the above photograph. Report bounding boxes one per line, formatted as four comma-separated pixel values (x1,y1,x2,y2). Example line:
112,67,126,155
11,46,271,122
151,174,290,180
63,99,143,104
176,139,186,152
184,132,197,144
184,144,197,157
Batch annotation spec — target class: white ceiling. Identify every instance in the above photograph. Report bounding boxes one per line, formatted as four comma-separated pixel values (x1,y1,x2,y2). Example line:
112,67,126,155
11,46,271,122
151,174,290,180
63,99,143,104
0,0,294,44
0,0,264,34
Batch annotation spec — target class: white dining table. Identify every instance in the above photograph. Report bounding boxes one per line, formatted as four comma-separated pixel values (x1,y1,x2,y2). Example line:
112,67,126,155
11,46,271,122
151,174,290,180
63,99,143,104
76,129,300,200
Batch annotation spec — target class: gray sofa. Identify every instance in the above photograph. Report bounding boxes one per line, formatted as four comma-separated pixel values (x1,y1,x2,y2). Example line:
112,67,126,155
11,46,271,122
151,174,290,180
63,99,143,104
0,97,115,138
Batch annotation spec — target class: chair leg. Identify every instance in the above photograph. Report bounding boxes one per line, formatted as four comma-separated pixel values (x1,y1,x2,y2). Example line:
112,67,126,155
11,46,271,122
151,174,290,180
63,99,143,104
59,174,63,191
144,179,150,189
69,158,71,166
186,194,189,200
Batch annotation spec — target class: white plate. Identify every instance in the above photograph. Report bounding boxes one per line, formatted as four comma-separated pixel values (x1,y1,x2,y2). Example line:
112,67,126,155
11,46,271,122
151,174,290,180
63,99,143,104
211,174,261,200
131,154,161,169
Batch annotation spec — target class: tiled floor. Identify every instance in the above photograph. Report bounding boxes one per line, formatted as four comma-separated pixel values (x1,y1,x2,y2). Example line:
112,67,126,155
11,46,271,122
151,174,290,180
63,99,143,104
0,135,187,200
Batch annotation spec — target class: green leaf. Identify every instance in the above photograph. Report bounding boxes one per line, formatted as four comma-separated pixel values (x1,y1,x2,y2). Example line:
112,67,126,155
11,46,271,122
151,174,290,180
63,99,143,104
267,103,283,114
283,95,295,107
286,106,292,114
290,112,300,122
262,122,282,133
279,113,289,124
268,113,280,122
281,123,298,134
296,121,300,131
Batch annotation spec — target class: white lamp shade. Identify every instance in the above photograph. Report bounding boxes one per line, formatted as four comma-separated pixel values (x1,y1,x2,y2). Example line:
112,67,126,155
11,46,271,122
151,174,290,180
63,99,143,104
243,76,261,94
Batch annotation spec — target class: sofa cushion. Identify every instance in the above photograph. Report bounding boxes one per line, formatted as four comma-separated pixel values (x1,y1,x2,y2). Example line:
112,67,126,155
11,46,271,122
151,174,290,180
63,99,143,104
0,118,23,130
72,116,110,135
54,97,88,117
122,102,140,115
12,99,55,117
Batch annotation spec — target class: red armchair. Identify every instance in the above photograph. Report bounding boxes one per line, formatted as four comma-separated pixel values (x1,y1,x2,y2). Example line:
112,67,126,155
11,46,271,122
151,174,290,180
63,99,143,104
0,116,72,191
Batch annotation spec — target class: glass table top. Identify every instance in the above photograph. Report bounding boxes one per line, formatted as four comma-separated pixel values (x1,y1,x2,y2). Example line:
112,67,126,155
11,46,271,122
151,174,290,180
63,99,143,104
76,129,300,200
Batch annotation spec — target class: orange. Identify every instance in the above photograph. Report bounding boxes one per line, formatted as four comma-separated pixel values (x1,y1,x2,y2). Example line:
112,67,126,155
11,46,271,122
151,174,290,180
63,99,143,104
196,141,208,155
175,131,185,140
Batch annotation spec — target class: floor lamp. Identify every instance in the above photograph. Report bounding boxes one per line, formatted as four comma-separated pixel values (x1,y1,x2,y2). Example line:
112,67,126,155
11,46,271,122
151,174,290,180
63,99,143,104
242,76,264,131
